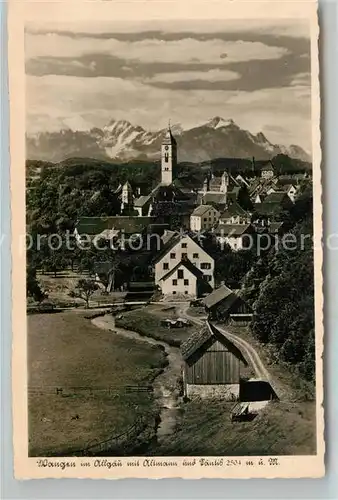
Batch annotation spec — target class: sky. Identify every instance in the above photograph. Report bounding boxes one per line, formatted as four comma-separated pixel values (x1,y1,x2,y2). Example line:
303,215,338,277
25,19,312,152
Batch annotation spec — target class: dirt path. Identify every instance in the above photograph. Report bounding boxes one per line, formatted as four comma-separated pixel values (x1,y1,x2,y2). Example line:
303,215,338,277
177,304,272,383
92,314,183,444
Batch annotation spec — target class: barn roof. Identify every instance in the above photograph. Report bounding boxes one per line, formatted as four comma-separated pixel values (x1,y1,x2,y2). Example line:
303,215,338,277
202,284,235,308
181,321,248,364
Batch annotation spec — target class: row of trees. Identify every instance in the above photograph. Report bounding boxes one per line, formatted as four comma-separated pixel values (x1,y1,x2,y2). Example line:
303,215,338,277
241,189,315,382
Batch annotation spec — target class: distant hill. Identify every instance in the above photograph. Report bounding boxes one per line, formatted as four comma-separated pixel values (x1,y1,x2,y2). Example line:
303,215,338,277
26,116,311,164
26,154,312,193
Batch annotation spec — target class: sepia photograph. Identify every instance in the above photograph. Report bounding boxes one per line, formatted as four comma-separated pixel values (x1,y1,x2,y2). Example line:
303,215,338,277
9,0,324,479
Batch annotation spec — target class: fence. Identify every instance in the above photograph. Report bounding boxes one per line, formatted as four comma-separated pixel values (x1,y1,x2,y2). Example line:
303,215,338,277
28,385,154,397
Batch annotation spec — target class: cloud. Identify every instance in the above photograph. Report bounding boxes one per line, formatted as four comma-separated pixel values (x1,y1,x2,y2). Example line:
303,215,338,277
290,72,311,86
26,74,311,151
25,33,289,65
142,69,241,84
26,19,310,39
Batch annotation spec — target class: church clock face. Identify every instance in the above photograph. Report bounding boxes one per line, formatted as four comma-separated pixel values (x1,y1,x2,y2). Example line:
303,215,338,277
164,145,169,151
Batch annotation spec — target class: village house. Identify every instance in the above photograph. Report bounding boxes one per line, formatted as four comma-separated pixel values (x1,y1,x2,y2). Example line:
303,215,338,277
202,284,253,324
154,233,215,288
181,320,248,400
260,160,275,180
213,223,254,251
219,201,251,225
159,259,212,298
272,181,298,202
190,205,220,232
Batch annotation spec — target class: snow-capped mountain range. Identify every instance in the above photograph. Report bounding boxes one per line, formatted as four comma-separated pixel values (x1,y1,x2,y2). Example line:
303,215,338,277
26,117,310,163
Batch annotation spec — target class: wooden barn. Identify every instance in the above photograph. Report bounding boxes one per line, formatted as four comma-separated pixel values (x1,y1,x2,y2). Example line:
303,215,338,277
181,321,248,400
202,285,253,325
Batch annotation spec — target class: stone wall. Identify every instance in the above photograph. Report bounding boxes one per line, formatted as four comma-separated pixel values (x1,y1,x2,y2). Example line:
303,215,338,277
186,383,239,401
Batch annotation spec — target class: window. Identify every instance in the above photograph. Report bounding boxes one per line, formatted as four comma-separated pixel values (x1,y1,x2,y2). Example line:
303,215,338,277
172,279,177,286
173,291,176,295
184,279,189,285
184,291,188,295
163,263,169,270
170,253,176,259
181,242,187,248
204,218,207,222
206,275,212,282
201,262,211,270
182,253,187,260
164,154,169,163
178,269,184,279
193,253,199,259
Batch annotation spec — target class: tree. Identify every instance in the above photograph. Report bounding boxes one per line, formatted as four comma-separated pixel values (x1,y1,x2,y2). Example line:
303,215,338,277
69,279,98,308
27,265,46,303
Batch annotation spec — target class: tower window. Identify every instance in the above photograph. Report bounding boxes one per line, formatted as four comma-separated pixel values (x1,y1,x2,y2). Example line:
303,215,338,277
164,154,169,163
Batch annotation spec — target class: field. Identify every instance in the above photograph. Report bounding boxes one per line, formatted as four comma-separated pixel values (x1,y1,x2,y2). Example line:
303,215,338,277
28,311,166,456
35,271,127,307
115,305,198,346
156,398,316,456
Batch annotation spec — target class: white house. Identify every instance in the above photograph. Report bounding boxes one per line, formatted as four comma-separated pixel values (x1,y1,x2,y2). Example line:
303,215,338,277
214,224,253,251
159,259,209,298
190,205,220,232
219,202,251,225
154,233,215,288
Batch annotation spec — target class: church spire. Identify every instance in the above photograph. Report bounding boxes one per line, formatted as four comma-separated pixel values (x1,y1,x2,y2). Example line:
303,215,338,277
161,119,177,185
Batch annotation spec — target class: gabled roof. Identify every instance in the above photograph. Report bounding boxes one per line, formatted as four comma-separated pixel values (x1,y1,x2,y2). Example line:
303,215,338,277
134,195,151,207
181,320,248,364
159,259,205,282
161,230,179,246
191,204,216,217
202,193,228,205
260,160,275,172
153,232,211,264
214,223,252,236
220,201,249,219
264,192,290,203
202,284,233,308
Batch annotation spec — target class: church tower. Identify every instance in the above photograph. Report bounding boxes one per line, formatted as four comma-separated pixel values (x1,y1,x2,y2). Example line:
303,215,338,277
121,181,133,212
161,123,177,185
220,171,229,194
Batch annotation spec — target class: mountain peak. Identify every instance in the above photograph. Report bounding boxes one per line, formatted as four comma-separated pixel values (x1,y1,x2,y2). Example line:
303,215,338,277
26,118,310,164
206,116,236,129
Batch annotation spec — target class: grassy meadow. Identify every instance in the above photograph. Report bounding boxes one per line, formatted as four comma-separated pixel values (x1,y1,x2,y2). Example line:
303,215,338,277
28,311,166,456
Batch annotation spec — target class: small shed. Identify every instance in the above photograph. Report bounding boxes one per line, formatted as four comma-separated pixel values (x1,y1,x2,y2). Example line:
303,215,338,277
181,321,248,400
202,285,253,324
